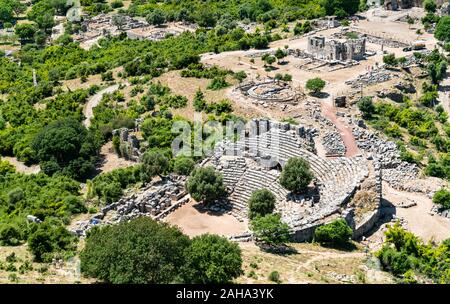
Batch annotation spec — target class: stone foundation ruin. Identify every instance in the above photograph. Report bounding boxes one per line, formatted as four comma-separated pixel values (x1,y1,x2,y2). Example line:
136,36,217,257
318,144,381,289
112,128,141,162
235,79,303,105
71,175,189,236
307,36,366,62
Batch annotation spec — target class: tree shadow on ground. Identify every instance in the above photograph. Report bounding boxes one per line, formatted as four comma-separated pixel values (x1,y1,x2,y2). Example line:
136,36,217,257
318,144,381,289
310,92,330,99
192,201,231,216
256,242,298,255
277,61,289,66
316,241,358,252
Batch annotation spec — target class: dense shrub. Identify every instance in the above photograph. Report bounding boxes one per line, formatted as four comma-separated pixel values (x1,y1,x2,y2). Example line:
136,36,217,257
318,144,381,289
181,234,243,283
314,219,353,246
173,157,196,176
90,166,141,204
27,223,77,262
207,77,230,90
186,167,227,204
432,188,450,209
80,217,191,283
376,222,450,283
250,214,290,246
248,188,276,219
279,157,314,194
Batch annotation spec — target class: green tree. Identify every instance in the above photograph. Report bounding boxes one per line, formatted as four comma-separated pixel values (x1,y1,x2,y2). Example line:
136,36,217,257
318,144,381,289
186,167,227,204
279,157,314,194
357,96,375,119
427,60,447,84
0,224,21,246
80,217,191,283
423,0,437,13
305,78,326,95
234,71,247,83
0,158,15,175
15,23,37,42
140,150,170,182
0,0,14,24
263,55,276,67
248,188,276,219
314,219,353,246
146,9,166,26
173,156,196,176
10,0,25,17
406,15,415,29
250,214,290,246
432,188,450,209
27,229,53,262
181,234,243,283
28,224,76,262
31,119,98,180
383,53,398,67
193,89,206,112
434,16,450,42
274,48,286,63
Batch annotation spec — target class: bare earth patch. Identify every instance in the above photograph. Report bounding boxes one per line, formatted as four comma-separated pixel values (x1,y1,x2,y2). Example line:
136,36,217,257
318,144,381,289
383,183,450,243
163,200,247,237
97,141,136,173
2,156,40,174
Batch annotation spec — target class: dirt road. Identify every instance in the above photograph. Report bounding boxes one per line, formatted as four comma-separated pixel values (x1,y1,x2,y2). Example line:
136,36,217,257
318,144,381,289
83,84,120,127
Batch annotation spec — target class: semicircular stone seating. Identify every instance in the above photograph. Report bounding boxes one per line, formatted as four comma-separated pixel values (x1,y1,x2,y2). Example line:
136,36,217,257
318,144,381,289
210,121,369,226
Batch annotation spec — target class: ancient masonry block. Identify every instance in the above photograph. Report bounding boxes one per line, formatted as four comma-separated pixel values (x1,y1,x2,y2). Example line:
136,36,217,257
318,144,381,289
307,36,366,62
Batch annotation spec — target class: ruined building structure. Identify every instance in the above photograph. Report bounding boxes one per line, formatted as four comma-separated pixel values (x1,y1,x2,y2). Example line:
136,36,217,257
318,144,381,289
307,36,366,62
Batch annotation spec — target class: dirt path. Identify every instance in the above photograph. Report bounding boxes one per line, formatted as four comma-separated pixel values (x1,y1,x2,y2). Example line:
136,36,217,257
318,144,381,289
321,99,359,157
297,251,366,270
83,84,120,127
2,156,40,174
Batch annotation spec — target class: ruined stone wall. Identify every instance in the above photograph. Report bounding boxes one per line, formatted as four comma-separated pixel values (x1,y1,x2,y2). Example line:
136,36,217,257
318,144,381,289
291,223,323,242
307,36,366,62
352,167,383,240
112,128,141,161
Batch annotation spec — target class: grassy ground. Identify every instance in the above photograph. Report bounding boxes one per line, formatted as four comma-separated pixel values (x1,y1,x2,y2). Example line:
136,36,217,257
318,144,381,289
236,242,394,284
0,244,93,284
0,240,394,284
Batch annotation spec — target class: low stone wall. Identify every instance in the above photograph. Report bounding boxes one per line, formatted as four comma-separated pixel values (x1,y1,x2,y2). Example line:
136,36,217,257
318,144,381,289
291,223,323,242
352,209,381,240
352,166,383,240
154,195,190,220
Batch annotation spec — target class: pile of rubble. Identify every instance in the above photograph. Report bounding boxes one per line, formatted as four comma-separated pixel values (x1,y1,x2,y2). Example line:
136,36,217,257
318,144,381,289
345,68,396,89
70,176,189,236
352,127,419,189
321,132,346,156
